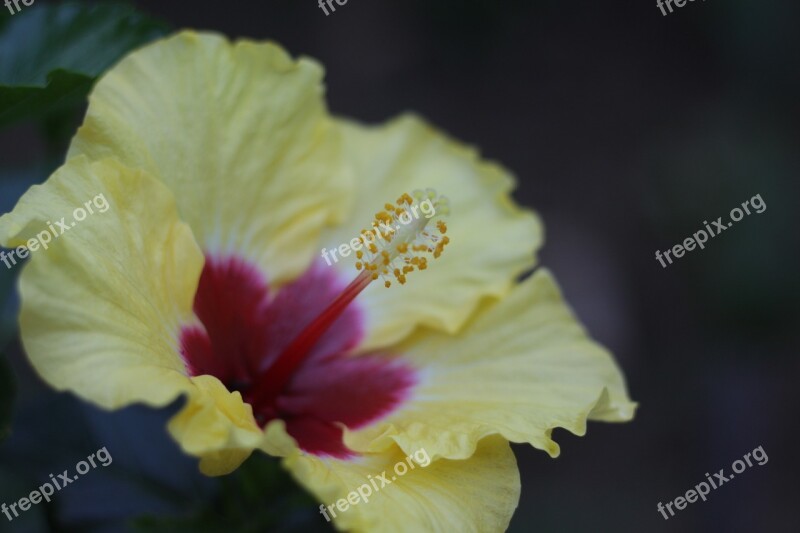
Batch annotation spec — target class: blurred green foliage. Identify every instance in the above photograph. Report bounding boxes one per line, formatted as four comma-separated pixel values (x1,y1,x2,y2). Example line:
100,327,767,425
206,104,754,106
0,0,168,449
132,454,323,532
0,352,13,442
0,2,168,127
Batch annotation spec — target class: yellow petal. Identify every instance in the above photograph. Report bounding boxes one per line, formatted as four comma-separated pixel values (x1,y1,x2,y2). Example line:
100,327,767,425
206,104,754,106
344,270,636,460
0,157,271,474
259,419,302,458
0,156,201,409
68,31,353,286
168,375,264,476
285,435,519,532
323,115,542,350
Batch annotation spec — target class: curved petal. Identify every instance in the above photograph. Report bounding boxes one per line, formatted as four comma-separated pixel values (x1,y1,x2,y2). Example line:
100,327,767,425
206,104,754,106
68,31,353,286
285,435,519,532
322,115,542,350
0,156,201,409
344,270,637,460
0,157,266,475
168,375,265,476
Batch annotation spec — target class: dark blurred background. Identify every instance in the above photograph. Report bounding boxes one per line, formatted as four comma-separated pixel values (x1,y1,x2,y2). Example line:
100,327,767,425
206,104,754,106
1,0,798,531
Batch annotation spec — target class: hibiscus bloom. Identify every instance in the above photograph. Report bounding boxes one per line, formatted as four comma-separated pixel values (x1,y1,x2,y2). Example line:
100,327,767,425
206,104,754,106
0,32,635,531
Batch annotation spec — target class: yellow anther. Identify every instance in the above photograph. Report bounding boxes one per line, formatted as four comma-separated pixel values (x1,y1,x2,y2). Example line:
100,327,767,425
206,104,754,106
353,189,450,287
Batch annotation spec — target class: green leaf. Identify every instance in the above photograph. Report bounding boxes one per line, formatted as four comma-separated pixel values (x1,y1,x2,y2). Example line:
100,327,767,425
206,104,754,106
131,454,325,532
0,352,14,442
0,2,169,127
0,265,16,347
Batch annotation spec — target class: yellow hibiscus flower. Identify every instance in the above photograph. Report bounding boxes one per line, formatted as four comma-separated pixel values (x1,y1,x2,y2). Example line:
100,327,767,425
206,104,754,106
0,31,635,532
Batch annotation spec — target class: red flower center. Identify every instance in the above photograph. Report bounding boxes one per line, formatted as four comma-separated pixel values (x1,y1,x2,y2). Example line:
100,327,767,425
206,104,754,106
179,255,416,458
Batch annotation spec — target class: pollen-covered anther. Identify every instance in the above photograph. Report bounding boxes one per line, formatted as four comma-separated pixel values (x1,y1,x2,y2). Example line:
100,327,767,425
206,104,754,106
398,193,414,205
433,236,451,258
353,189,451,288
